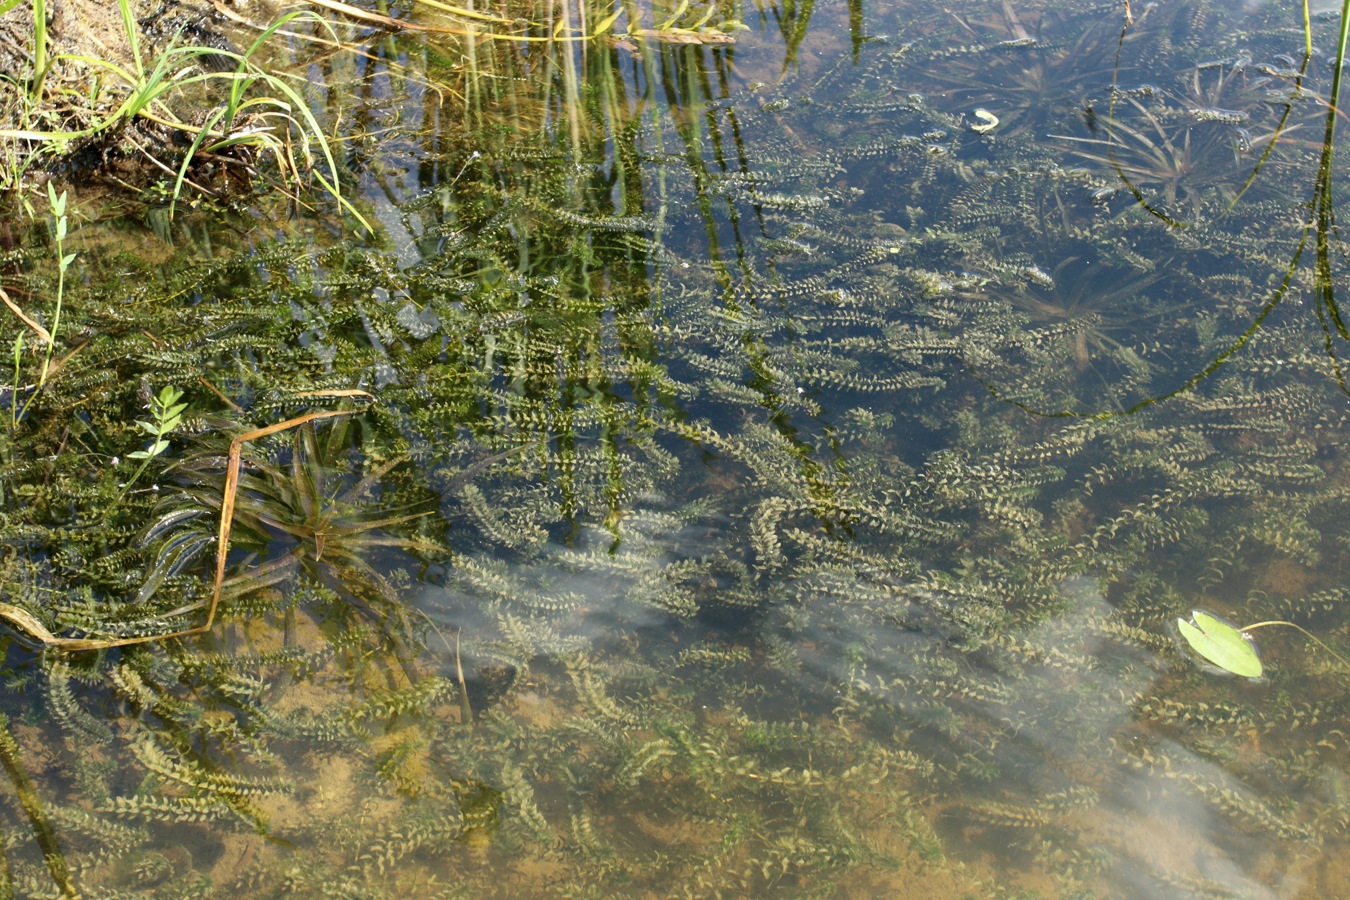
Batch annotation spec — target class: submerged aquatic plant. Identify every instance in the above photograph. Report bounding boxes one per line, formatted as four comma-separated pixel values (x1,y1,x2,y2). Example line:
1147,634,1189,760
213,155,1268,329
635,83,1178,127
166,409,444,636
1,0,1350,896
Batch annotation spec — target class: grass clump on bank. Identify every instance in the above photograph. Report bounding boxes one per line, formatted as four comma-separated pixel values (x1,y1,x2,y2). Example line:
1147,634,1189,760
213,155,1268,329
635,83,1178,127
0,0,365,227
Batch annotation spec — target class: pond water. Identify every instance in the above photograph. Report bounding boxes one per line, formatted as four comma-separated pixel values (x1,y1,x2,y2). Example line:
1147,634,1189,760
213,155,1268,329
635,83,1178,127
2,0,1350,896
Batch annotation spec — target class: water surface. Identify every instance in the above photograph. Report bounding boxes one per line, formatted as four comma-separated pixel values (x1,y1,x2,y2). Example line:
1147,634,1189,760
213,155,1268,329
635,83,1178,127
1,0,1349,896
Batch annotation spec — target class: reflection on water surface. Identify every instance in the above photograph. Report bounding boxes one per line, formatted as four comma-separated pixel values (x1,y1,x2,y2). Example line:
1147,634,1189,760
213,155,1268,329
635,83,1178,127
1,0,1349,896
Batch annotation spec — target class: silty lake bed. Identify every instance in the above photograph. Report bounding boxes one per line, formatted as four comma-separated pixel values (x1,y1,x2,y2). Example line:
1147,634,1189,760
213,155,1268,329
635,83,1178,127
1,0,1349,895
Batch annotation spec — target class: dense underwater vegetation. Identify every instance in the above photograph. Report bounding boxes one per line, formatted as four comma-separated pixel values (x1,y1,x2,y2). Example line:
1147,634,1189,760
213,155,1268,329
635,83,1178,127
1,0,1350,895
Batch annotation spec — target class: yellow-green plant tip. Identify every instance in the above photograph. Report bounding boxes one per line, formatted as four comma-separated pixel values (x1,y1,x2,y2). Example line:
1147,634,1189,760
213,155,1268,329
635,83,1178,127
1178,610,1263,678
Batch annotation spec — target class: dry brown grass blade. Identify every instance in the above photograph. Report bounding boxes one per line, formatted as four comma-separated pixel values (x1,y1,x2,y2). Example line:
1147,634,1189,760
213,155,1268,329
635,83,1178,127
294,0,585,42
198,377,247,414
0,285,52,345
0,406,368,651
629,29,735,44
295,388,375,399
301,0,513,32
44,340,88,382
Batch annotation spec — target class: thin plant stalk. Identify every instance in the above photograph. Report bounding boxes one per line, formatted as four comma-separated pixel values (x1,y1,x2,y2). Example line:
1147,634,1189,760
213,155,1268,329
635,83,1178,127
1241,621,1350,671
1305,0,1314,58
116,0,143,81
6,186,73,424
9,333,22,431
30,0,47,101
37,183,71,390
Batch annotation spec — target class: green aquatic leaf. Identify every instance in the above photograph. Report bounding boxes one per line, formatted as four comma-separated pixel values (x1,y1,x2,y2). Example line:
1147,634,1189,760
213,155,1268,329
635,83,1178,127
1177,610,1263,678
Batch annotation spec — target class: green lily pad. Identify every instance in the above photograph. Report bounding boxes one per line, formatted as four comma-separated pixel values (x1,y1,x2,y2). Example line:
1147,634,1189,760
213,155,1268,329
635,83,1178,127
1177,610,1263,677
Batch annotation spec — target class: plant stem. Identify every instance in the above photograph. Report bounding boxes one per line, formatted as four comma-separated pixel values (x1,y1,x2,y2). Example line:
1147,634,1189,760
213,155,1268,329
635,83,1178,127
1242,620,1350,672
30,0,48,102
116,452,158,504
39,247,64,390
1304,0,1314,58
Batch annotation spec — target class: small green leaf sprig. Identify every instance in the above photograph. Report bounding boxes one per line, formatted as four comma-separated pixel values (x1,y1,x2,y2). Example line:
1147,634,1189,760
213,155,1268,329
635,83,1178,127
119,385,186,500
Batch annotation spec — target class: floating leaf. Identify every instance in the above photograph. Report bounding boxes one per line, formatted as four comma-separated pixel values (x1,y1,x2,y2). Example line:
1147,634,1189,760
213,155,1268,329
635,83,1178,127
1177,610,1263,677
